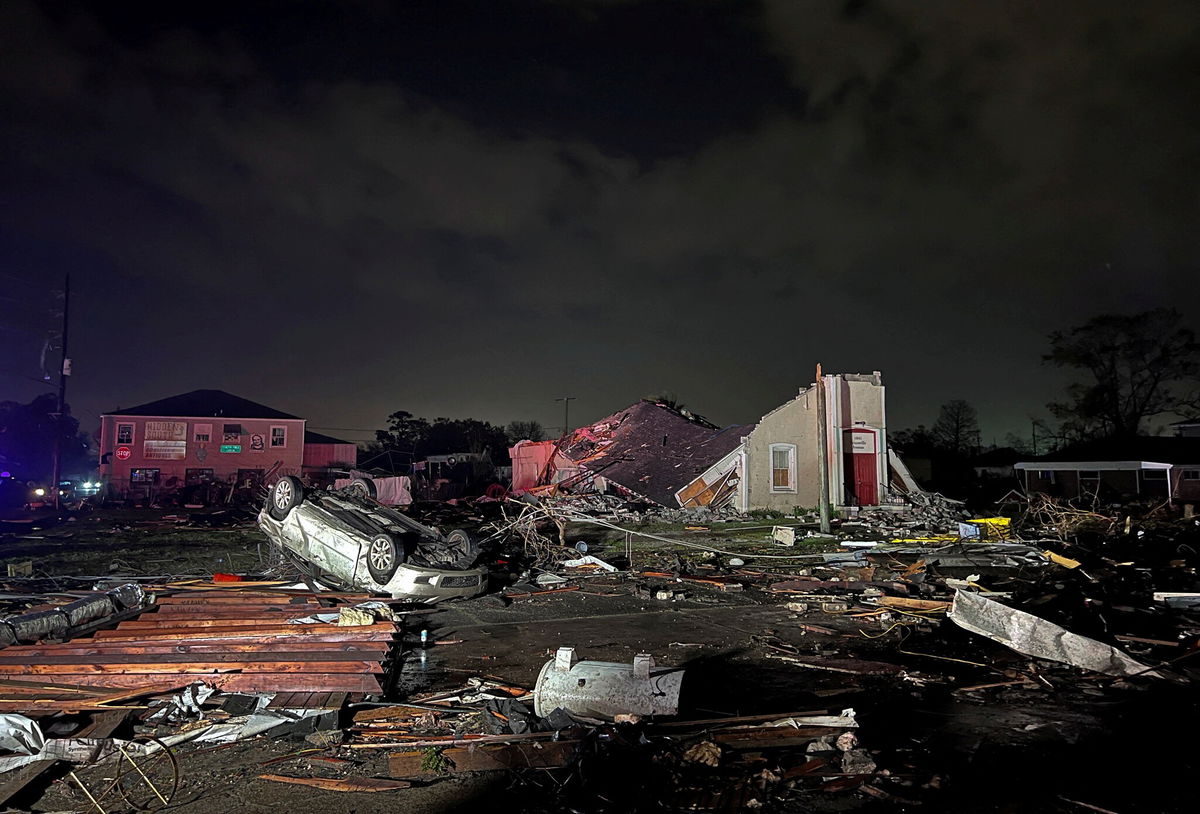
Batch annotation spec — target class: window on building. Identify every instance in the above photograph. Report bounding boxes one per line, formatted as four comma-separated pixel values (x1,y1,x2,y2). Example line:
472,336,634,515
1036,470,1057,483
194,423,212,443
270,426,287,448
1182,469,1200,481
130,468,160,484
1142,469,1168,481
770,444,796,492
1079,471,1100,482
222,423,243,443
185,468,214,485
116,423,134,445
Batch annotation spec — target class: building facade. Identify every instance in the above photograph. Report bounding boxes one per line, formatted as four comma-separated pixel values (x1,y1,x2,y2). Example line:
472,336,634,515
98,390,306,498
677,372,890,512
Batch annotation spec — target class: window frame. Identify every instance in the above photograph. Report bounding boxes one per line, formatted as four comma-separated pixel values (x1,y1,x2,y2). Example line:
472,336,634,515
1181,469,1200,481
222,423,243,443
116,423,135,445
1142,468,1168,481
129,468,160,484
769,443,797,493
193,423,212,443
270,425,287,448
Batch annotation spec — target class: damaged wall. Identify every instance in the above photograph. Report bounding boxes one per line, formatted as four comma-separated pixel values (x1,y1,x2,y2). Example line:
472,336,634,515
741,372,888,512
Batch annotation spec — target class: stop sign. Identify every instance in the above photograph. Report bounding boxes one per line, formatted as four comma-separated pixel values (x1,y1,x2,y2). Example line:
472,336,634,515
116,446,132,460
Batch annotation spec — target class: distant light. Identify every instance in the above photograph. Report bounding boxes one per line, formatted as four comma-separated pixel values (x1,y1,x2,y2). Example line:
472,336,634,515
0,471,9,478
34,488,45,496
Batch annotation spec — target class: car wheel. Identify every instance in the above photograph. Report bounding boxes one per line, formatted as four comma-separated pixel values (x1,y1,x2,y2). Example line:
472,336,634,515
366,533,401,584
445,528,480,569
267,476,304,521
346,477,377,499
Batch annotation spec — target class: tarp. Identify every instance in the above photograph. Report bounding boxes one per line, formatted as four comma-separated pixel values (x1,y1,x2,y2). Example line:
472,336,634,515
948,589,1159,678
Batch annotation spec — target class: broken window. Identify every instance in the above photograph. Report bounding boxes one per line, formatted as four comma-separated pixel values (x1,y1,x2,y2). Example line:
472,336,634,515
270,426,287,448
116,423,134,445
129,468,160,484
194,423,212,443
770,443,796,492
223,423,243,443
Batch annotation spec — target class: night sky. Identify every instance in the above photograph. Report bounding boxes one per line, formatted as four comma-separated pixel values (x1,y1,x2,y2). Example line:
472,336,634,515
2,0,1198,446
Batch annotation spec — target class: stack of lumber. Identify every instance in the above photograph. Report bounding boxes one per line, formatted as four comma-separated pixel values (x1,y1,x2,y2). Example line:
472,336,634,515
0,589,398,697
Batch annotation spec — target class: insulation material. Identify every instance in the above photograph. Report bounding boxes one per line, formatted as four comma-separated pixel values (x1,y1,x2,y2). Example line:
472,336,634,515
948,589,1159,678
7,610,68,643
106,583,146,610
59,595,116,628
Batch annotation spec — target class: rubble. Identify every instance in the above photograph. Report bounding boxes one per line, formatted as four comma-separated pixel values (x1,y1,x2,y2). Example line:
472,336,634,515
1,490,1197,813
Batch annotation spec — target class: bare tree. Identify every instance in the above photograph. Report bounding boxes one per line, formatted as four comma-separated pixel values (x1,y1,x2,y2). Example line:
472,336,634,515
932,399,981,457
506,420,545,442
1045,308,1200,439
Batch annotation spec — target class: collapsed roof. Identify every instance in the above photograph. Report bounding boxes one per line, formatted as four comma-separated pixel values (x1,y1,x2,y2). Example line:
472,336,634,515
555,400,750,506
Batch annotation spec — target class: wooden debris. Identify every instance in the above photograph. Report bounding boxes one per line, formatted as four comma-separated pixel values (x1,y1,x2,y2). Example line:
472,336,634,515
259,774,411,792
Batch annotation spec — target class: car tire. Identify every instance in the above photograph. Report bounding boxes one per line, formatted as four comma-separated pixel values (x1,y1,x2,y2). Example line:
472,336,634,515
366,533,401,584
267,476,304,521
346,477,377,499
445,528,481,569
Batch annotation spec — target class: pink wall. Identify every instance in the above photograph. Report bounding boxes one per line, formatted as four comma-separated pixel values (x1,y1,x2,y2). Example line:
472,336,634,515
303,442,358,469
99,414,305,494
509,440,557,492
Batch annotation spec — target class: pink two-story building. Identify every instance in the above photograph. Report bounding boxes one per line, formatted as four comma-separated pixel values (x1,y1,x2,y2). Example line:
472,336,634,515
98,389,306,498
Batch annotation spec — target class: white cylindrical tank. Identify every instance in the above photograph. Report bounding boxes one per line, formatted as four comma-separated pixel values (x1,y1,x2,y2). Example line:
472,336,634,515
533,647,685,720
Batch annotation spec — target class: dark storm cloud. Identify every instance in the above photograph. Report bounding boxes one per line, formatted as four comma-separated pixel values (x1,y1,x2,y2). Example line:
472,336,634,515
1,0,1197,442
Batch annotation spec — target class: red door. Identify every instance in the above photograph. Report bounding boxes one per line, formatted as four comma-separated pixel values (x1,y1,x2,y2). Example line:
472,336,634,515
843,429,879,506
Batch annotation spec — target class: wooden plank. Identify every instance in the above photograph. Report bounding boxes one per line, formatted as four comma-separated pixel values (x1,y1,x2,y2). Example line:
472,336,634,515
1,641,392,657
873,596,951,612
114,618,325,629
0,651,387,666
94,623,396,640
156,596,323,603
0,659,380,675
388,740,579,776
77,631,395,646
147,610,323,618
0,673,382,693
259,775,411,792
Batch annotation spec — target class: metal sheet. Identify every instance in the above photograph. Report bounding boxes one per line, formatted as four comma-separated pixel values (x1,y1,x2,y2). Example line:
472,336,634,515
948,589,1159,678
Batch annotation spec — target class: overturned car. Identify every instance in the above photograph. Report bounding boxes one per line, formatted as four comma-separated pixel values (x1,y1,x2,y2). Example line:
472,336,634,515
257,476,487,603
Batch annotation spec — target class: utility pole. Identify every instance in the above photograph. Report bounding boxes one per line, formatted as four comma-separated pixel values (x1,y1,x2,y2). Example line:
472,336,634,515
815,363,832,534
50,274,70,512
555,396,576,437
